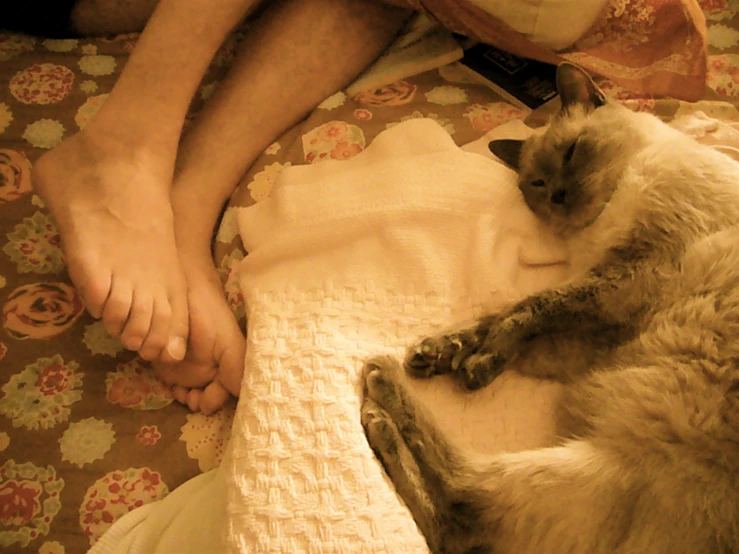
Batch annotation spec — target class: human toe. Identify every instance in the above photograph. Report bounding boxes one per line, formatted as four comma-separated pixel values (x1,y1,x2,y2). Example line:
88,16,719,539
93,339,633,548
136,297,173,361
65,258,112,320
180,382,231,415
213,340,245,398
157,288,189,363
153,359,217,389
118,292,156,351
101,279,135,338
171,385,190,406
198,382,232,415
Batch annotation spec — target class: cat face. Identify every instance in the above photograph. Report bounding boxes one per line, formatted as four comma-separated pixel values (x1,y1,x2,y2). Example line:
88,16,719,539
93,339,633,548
490,64,647,238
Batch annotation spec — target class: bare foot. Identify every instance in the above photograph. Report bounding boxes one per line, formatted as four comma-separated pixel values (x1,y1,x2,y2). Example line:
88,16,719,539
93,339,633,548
154,257,245,415
32,128,189,362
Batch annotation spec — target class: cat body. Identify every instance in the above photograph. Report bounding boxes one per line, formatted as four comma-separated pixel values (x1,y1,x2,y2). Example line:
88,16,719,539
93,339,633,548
361,64,739,554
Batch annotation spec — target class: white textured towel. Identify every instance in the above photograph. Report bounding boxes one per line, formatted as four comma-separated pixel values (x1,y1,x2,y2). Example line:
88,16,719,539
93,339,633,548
226,118,572,553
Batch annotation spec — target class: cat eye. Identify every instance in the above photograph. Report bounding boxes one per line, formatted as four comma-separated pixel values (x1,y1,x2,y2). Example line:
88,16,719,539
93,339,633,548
531,179,546,188
563,141,577,164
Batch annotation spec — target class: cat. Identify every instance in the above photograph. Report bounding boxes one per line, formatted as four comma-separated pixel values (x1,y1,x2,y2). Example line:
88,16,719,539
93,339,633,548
360,62,739,554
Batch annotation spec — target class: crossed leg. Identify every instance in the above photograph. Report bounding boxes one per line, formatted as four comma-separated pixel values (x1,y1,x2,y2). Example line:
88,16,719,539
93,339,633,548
32,0,410,413
32,0,262,362
152,0,413,413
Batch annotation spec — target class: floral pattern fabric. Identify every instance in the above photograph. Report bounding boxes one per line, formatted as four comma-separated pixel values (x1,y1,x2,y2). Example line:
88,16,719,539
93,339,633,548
2,3,739,551
569,0,707,98
385,0,709,100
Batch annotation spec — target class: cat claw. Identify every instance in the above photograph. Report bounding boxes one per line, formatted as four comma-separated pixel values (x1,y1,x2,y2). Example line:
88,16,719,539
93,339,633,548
404,338,456,378
360,397,387,427
363,404,411,476
363,356,403,404
361,397,400,452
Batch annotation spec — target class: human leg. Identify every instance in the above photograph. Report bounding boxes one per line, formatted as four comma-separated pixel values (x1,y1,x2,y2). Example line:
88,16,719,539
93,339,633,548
32,0,262,361
153,0,412,413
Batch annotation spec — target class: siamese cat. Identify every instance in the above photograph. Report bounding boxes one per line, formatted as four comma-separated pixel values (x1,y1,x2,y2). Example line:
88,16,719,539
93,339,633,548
361,63,739,554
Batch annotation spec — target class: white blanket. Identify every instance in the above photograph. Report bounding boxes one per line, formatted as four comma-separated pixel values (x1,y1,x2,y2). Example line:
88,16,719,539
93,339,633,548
226,118,571,552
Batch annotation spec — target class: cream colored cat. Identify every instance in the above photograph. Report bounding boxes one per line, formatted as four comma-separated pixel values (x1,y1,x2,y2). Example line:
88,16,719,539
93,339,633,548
361,63,739,554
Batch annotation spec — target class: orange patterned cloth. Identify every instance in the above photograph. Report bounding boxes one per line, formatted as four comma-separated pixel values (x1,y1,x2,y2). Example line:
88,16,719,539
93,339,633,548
384,0,708,100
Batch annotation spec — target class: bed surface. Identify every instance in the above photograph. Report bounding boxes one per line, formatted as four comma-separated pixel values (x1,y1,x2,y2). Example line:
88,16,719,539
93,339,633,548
3,2,739,551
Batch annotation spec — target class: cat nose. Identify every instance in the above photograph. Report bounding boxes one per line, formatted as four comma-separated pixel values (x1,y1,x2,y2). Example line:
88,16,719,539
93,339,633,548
551,189,567,205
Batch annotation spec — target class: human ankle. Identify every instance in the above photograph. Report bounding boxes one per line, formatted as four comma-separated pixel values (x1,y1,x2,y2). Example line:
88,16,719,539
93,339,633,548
178,241,218,275
83,107,182,154
69,122,181,186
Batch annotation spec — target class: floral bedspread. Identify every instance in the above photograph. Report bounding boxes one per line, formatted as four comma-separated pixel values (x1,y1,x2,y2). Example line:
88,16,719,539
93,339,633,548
2,1,739,552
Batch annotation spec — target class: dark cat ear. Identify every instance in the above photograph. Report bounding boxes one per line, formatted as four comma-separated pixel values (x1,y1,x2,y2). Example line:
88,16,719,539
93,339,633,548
556,62,606,111
488,139,524,170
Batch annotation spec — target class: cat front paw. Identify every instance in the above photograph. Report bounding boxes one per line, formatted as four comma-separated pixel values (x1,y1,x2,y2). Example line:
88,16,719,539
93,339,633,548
458,351,507,391
404,334,468,378
405,333,510,390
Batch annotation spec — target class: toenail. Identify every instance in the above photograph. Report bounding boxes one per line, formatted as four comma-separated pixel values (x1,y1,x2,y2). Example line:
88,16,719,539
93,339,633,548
166,336,187,360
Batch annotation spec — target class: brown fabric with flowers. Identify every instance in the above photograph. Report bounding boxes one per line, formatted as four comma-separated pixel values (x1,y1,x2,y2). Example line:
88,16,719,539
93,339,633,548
2,1,739,551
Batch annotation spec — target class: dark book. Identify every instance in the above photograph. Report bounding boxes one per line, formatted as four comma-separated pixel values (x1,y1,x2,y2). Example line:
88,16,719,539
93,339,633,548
459,43,559,111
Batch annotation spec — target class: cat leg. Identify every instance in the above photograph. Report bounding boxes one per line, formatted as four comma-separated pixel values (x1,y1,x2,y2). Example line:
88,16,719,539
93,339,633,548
362,356,494,554
459,282,620,389
442,269,643,390
404,259,650,392
404,291,620,391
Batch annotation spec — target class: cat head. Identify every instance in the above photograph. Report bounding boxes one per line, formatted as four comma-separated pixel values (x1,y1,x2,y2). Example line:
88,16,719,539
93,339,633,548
490,63,651,238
